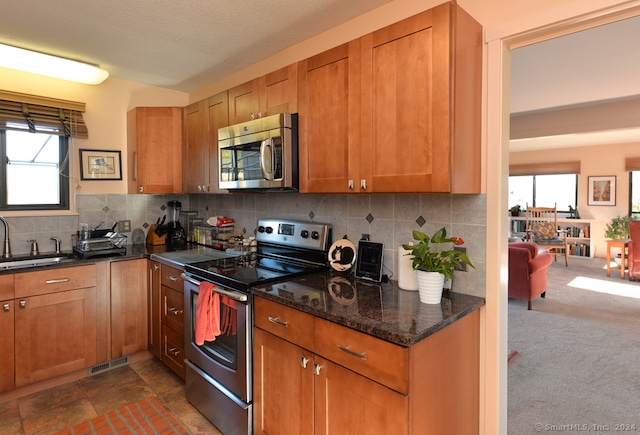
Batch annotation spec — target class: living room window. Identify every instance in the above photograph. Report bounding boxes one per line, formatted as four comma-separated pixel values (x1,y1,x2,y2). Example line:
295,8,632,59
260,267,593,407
0,91,87,212
509,174,578,213
630,171,640,219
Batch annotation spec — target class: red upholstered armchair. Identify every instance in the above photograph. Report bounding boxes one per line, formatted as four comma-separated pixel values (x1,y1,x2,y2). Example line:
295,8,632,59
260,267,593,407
508,242,553,310
628,220,640,281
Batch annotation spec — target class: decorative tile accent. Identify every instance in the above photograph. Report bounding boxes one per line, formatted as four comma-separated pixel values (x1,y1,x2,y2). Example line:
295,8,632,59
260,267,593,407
416,215,426,227
309,211,315,220
102,206,109,213
143,222,149,229
161,205,166,211
366,213,374,223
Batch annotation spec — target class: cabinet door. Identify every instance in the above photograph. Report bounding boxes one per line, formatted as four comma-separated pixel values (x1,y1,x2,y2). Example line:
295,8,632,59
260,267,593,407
254,328,314,435
0,299,14,393
298,41,362,193
183,100,208,193
15,288,97,387
111,259,148,358
206,91,229,193
360,7,448,193
314,356,407,435
147,260,161,359
228,79,260,125
127,107,183,194
260,63,298,117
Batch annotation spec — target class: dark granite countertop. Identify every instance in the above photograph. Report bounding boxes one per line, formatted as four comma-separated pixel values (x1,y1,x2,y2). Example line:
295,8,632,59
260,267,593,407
252,270,485,347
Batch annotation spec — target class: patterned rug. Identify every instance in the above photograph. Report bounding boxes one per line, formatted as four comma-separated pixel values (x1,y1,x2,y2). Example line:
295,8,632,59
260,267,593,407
54,396,189,435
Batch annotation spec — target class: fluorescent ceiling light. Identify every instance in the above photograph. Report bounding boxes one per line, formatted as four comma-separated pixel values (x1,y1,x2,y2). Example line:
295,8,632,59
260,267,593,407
0,43,109,85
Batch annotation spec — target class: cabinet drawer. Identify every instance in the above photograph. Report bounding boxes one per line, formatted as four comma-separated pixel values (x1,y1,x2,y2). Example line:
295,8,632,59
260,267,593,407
161,264,184,292
0,274,14,300
162,324,185,379
254,297,314,352
314,317,408,394
15,264,97,298
162,285,184,332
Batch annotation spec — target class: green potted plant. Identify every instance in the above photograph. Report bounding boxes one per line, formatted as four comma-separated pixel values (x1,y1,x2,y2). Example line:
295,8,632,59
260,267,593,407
403,227,475,304
604,215,630,240
509,204,523,216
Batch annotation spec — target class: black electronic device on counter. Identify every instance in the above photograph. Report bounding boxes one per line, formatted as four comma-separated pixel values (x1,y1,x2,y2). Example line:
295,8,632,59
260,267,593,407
355,240,384,282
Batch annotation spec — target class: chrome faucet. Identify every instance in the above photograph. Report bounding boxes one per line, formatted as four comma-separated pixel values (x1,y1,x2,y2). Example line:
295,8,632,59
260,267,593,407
0,216,11,258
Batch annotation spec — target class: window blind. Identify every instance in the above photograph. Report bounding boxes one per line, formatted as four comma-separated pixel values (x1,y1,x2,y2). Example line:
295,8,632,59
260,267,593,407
509,161,581,176
0,90,88,139
625,157,640,171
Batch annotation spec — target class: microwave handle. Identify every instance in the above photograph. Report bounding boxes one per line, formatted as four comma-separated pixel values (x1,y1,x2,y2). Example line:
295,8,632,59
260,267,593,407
260,138,274,181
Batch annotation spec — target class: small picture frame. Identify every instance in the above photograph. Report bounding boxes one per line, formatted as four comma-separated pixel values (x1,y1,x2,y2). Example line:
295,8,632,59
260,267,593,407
79,149,122,180
587,175,616,206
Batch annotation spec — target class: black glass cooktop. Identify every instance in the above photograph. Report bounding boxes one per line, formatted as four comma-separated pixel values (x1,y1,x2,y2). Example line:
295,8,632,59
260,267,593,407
185,255,326,291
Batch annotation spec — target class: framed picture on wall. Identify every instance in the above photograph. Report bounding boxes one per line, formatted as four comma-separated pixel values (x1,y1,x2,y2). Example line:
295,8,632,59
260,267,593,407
587,175,616,206
79,149,122,180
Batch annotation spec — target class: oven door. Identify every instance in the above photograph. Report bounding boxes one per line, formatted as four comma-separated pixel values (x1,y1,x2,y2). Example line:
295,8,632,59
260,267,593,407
182,273,252,403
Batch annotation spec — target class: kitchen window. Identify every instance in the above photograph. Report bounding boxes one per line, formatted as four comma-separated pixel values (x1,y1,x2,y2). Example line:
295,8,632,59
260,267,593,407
0,129,69,210
0,90,87,212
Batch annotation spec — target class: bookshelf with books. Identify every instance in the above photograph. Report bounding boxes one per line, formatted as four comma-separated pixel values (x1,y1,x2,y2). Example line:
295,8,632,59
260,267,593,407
509,217,595,258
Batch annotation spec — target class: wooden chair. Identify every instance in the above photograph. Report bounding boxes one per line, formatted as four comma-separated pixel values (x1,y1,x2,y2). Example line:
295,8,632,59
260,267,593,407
525,203,569,267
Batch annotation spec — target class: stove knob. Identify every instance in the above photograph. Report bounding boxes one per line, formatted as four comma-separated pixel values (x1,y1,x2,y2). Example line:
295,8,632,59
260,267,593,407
311,231,320,240
265,226,273,234
301,230,309,238
258,226,265,233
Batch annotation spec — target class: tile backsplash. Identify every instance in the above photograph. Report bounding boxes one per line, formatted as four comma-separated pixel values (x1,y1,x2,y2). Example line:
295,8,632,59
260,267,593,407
4,192,486,297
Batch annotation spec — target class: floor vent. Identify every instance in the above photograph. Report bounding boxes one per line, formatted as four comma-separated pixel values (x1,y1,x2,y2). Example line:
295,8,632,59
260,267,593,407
88,356,131,376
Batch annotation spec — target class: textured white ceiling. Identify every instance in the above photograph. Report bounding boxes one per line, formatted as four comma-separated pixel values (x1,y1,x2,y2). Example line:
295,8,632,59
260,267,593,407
0,0,391,92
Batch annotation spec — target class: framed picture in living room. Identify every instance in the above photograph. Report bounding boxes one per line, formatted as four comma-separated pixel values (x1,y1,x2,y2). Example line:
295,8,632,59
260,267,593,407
587,175,616,206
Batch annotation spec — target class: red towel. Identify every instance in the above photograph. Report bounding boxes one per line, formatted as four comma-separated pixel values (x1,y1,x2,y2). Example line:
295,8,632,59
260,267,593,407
195,282,221,345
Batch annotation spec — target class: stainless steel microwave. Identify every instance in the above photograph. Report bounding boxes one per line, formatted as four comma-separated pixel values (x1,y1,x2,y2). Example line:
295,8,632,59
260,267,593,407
218,113,298,191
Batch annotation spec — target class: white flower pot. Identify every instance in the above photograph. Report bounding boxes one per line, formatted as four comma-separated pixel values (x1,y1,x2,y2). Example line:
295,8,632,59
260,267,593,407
416,271,445,304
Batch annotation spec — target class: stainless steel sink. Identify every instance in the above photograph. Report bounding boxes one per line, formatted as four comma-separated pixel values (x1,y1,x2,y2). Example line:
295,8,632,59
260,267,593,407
0,255,77,271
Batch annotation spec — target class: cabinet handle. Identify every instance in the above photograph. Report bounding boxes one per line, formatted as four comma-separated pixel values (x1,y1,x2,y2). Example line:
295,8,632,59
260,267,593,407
168,307,183,315
313,363,322,375
153,264,159,271
338,345,367,360
45,278,71,284
348,180,354,190
360,179,367,190
19,300,26,308
168,347,180,357
3,303,9,312
168,275,179,281
139,186,144,193
267,316,288,327
301,356,309,369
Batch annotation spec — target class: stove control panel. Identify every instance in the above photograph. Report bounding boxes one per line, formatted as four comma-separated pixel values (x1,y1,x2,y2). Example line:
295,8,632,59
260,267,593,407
256,219,332,251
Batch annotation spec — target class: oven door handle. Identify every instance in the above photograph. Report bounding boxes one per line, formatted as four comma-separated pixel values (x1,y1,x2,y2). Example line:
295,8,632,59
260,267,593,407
181,273,248,302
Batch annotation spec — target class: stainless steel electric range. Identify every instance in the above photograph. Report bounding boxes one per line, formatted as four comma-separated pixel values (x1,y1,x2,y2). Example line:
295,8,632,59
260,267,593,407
181,218,332,435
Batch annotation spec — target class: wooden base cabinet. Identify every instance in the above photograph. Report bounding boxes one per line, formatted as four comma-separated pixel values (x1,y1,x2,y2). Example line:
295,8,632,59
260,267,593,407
0,274,15,393
254,296,480,434
148,260,161,359
110,259,148,359
14,265,98,388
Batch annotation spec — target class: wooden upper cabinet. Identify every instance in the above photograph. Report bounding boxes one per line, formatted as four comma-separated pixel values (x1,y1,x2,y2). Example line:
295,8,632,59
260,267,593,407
299,3,481,194
298,41,361,193
183,92,229,193
127,107,183,194
228,63,298,125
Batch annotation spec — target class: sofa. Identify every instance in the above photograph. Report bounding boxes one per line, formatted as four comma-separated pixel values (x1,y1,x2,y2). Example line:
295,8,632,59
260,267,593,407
508,242,553,310
628,220,640,281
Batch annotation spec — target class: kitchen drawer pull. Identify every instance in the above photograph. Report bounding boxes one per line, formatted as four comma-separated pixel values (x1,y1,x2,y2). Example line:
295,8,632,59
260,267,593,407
168,275,180,282
338,345,367,360
45,278,71,284
268,316,288,327
168,307,183,315
3,303,9,312
313,363,322,376
19,300,26,308
301,356,309,369
168,347,180,357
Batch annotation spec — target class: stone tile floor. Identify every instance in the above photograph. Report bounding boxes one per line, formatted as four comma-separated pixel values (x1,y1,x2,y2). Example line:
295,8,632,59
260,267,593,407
0,357,222,435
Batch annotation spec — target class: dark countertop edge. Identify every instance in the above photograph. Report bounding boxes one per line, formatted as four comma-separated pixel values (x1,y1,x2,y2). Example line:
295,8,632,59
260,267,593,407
252,288,485,347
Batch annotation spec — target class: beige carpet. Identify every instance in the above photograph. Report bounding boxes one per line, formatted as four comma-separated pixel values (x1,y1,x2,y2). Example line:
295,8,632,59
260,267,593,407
508,258,640,434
